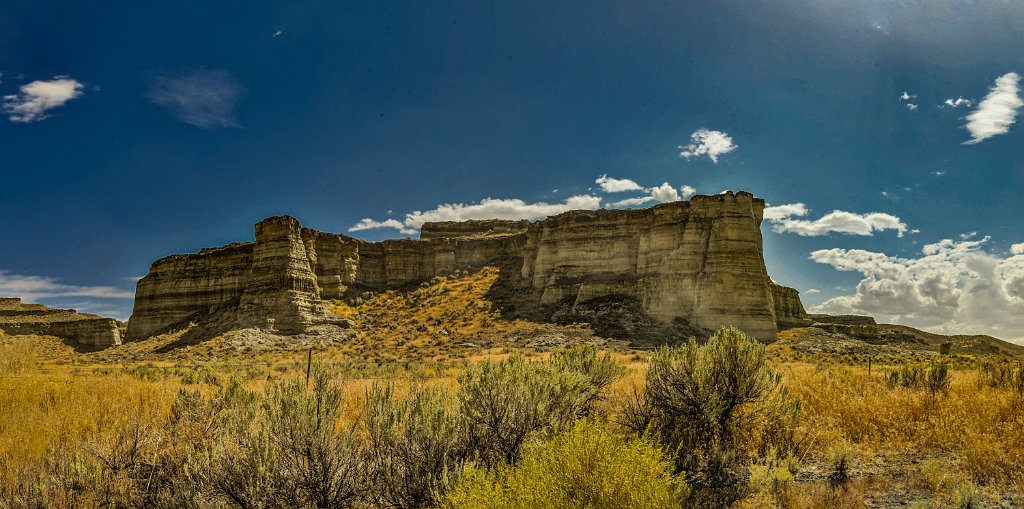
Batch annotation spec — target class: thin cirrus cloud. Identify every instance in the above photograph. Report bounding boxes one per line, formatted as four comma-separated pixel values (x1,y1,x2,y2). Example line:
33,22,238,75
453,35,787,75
0,270,134,301
146,69,242,128
2,76,84,123
678,128,736,163
764,203,907,237
963,72,1022,144
810,237,1024,342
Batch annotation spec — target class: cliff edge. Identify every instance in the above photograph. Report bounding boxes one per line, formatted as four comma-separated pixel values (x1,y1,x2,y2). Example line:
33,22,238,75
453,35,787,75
127,191,805,343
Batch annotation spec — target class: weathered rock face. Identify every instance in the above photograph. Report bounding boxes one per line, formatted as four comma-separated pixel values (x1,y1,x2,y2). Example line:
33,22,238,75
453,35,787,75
809,314,877,326
0,298,123,348
420,220,530,239
127,191,805,342
771,283,812,329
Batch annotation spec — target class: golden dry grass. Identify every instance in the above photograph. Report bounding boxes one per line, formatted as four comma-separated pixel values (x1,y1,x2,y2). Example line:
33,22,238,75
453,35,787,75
2,272,1023,506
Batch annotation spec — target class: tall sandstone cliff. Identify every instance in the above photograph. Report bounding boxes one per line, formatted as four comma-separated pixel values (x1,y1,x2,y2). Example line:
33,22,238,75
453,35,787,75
127,191,806,342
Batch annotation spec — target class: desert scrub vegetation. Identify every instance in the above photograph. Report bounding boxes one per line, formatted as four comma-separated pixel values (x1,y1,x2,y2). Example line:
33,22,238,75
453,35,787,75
0,346,628,508
621,327,803,491
4,329,1024,507
442,419,688,509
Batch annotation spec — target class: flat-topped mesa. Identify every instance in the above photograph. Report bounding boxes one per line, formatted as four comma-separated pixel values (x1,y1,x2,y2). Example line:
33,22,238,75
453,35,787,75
0,298,123,348
127,191,806,342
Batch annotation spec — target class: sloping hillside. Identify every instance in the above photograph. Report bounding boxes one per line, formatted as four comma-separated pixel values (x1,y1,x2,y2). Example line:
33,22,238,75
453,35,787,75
777,321,1024,356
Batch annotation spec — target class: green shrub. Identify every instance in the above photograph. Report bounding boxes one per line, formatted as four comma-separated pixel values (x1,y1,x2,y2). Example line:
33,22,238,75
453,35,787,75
262,366,366,508
549,344,626,410
442,419,687,509
621,327,787,486
955,482,985,508
886,362,951,396
827,440,857,483
364,383,466,509
199,367,365,509
458,354,594,467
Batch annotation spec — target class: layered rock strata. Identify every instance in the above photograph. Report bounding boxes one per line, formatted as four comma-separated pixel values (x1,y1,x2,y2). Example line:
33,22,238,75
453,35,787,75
771,283,812,329
128,192,805,342
0,298,123,347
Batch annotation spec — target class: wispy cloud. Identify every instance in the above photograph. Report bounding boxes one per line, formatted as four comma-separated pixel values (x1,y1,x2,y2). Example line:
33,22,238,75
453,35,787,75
963,72,1022,144
678,128,736,163
147,69,242,128
899,91,916,101
904,103,918,111
943,97,973,108
2,77,84,123
764,203,907,237
0,270,134,302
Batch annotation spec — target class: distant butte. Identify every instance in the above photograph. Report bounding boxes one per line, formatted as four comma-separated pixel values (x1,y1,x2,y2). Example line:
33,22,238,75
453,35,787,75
0,297,123,348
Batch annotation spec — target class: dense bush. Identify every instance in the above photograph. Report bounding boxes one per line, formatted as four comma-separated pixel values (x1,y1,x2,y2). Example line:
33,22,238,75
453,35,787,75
458,354,595,467
549,344,627,411
442,419,687,509
364,384,465,509
621,327,792,486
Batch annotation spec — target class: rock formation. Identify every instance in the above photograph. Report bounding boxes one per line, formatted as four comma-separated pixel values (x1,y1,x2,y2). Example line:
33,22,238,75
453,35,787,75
771,283,812,328
127,191,806,342
0,297,123,348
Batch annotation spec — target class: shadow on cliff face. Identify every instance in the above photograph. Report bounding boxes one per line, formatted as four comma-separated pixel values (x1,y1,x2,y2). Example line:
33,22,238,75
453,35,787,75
150,303,242,353
481,260,709,348
547,295,712,347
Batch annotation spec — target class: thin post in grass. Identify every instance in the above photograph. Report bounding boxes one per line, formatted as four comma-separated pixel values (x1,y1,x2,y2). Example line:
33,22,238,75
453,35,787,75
868,356,872,376
306,347,313,388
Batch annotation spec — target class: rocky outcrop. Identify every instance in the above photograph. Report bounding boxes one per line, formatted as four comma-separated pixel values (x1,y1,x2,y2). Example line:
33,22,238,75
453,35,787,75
0,298,123,348
127,191,805,342
771,283,812,329
809,314,877,326
420,220,530,239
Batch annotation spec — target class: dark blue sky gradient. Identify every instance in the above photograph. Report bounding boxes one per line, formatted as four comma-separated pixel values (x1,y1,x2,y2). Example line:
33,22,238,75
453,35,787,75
2,0,1023,319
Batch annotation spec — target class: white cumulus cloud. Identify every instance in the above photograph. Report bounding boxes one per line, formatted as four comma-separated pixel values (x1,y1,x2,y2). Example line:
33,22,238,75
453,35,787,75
963,72,1022,144
2,77,84,123
147,69,242,128
595,175,643,193
348,218,416,235
764,203,907,237
678,128,737,163
595,176,697,208
349,195,602,234
809,237,1024,342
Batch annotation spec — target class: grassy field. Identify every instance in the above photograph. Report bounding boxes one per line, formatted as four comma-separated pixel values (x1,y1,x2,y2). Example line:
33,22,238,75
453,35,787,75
2,331,1024,508
2,272,1023,507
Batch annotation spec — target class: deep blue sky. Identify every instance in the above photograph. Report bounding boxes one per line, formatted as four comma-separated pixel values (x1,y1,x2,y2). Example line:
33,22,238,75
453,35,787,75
3,1,1024,338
